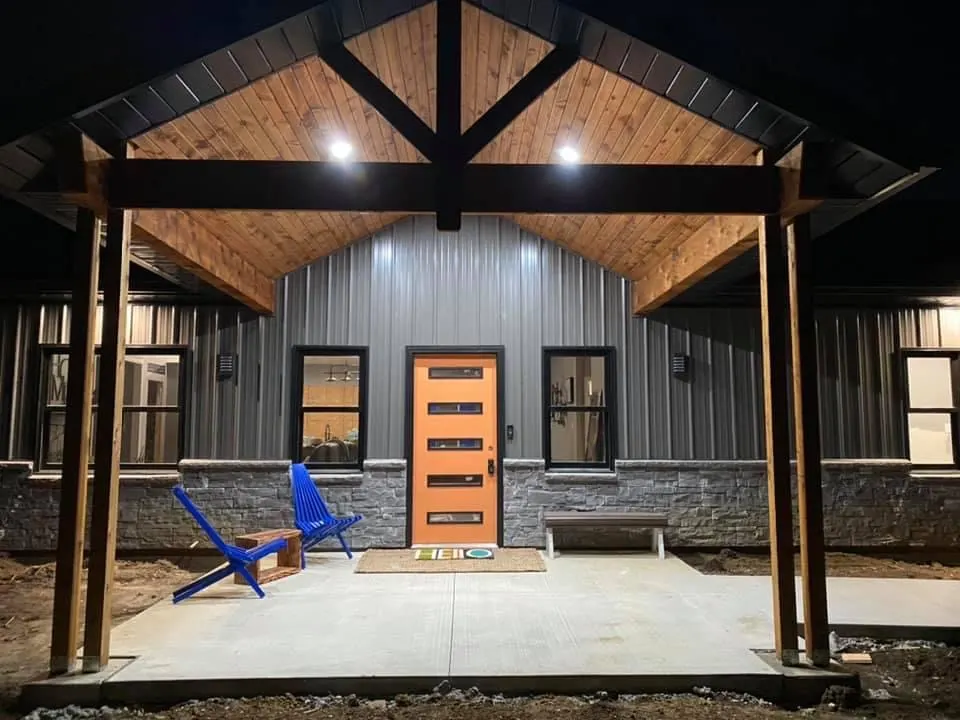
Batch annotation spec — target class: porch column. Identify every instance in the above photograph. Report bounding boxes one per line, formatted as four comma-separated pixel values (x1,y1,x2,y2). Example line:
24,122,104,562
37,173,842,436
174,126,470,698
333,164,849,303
49,208,101,675
787,214,830,666
757,150,800,665
82,144,132,672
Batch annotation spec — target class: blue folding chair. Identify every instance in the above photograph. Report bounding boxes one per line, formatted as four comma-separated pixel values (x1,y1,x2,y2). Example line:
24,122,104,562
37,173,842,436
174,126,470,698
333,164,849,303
171,485,288,603
290,463,363,564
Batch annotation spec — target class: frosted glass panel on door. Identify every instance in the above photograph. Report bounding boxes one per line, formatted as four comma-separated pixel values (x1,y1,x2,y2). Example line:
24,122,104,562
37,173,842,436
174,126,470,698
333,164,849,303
907,412,954,465
907,357,953,408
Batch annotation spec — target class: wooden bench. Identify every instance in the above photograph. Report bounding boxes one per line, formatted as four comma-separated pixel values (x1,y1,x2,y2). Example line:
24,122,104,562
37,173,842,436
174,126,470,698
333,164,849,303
542,511,668,560
233,528,302,585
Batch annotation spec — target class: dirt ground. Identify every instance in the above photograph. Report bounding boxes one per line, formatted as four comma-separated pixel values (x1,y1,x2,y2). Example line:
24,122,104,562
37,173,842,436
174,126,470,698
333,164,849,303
0,555,192,717
679,549,960,579
2,556,959,720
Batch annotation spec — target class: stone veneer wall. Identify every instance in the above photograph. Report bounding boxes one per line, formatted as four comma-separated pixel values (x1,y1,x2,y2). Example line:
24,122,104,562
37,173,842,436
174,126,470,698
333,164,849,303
503,459,960,549
0,459,405,552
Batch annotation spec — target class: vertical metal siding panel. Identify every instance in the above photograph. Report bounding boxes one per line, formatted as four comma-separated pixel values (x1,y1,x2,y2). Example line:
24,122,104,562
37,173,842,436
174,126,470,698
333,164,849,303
412,216,438,345
646,312,670,457
347,240,372,348
367,226,393,457
236,313,260,458
837,311,862,457
664,310,693,459
519,225,544,457
709,309,735,459
816,311,840,458
215,310,239,458
260,282,287,458
387,220,417,457
436,228,459,345
477,218,503,347
561,250,584,344
729,308,761,459
687,310,715,459
857,311,879,457
539,239,561,346
626,312,650,458
582,260,604,346
455,217,482,343
191,308,217,457
497,219,525,457
879,310,903,457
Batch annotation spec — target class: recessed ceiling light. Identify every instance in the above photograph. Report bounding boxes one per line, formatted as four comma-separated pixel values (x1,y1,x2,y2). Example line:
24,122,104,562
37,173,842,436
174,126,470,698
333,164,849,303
557,145,580,164
330,140,353,160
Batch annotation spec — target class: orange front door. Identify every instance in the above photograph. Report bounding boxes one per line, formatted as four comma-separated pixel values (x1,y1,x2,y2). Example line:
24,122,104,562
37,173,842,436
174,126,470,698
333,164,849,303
411,354,498,545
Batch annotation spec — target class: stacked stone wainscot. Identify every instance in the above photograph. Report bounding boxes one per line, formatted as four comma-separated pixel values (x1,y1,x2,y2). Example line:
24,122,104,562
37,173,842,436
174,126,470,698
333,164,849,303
502,458,960,550
0,459,406,552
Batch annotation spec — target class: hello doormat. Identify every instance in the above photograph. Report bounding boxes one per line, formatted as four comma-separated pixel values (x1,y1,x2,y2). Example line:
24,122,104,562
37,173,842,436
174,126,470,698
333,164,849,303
415,547,494,560
355,548,545,573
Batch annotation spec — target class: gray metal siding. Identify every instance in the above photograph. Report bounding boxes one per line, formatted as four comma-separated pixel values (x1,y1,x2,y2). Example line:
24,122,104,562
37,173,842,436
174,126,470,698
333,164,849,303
2,215,958,463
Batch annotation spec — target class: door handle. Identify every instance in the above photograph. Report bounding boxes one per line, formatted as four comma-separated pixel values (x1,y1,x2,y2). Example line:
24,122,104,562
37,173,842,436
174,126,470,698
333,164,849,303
487,458,496,475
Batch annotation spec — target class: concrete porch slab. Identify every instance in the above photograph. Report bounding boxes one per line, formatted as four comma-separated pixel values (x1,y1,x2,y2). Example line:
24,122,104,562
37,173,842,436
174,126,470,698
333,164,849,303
22,552,959,709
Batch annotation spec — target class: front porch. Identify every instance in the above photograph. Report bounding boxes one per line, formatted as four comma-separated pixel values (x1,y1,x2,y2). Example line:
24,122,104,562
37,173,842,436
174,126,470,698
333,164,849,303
22,552,960,708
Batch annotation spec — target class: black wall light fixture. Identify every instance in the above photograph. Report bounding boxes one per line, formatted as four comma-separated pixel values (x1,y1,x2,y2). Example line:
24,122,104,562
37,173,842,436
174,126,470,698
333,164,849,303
217,353,236,382
672,352,690,378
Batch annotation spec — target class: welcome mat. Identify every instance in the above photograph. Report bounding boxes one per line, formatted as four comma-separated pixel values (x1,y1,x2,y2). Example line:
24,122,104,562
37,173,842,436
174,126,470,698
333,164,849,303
355,547,545,573
415,547,494,560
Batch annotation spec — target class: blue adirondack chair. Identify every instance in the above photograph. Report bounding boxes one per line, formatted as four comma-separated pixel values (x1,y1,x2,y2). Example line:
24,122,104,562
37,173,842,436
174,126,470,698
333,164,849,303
290,463,363,563
171,485,288,603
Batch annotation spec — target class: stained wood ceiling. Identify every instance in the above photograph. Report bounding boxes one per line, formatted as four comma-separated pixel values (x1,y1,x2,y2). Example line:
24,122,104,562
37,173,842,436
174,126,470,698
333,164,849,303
131,1,759,283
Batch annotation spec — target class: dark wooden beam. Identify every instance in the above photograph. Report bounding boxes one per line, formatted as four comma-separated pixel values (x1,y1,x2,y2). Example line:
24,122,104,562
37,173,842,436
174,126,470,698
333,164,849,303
319,43,438,162
757,149,799,666
436,0,462,231
460,47,578,163
102,160,785,215
82,149,131,673
49,208,100,676
788,214,830,667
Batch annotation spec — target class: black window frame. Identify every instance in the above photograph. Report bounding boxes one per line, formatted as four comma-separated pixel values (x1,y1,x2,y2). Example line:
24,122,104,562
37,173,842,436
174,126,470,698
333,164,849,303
36,344,189,470
290,345,368,471
542,346,617,471
900,348,960,469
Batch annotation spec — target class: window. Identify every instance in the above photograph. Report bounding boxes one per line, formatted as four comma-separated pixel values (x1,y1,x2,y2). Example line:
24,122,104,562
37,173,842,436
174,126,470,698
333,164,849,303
292,347,367,469
39,346,186,469
542,347,617,470
903,350,960,467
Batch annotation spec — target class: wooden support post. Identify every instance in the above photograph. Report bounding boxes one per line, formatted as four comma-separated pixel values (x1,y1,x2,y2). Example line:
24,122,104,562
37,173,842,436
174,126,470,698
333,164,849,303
49,209,101,676
788,214,830,666
81,153,131,672
757,151,800,666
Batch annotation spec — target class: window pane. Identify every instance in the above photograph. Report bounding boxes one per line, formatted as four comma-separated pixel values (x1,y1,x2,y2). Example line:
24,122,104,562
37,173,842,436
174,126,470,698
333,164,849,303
907,356,953,408
119,410,180,464
303,355,360,407
428,367,483,379
302,411,360,464
45,354,70,405
122,356,181,406
549,354,606,406
907,412,954,465
427,512,483,524
43,410,179,465
549,410,607,463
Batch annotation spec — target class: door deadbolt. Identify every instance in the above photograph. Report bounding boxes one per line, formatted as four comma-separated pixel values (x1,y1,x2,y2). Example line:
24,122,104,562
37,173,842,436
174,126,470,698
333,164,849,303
487,458,496,475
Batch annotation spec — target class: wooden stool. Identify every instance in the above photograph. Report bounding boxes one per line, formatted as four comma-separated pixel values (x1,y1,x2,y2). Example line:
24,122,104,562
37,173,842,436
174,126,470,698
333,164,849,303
233,528,302,585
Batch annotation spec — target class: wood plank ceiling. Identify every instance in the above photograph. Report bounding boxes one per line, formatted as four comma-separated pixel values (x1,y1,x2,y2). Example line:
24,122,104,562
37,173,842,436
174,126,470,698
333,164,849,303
131,2,758,282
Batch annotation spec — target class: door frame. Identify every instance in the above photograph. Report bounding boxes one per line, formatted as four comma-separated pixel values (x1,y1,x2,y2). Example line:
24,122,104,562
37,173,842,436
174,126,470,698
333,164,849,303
404,346,506,547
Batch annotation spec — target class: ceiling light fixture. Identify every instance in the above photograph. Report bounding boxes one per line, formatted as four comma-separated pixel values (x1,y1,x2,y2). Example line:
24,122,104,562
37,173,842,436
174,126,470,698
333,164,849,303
330,140,353,161
557,145,580,164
